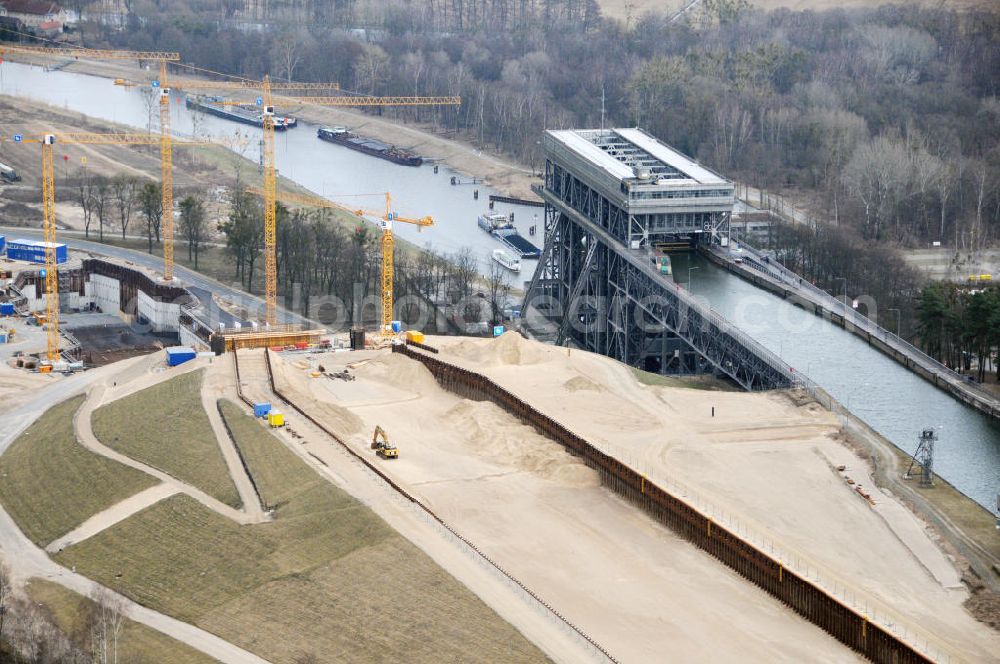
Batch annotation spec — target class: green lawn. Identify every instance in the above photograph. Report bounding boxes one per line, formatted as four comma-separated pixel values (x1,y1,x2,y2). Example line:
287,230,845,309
58,401,548,664
0,396,158,547
91,370,242,508
26,579,219,664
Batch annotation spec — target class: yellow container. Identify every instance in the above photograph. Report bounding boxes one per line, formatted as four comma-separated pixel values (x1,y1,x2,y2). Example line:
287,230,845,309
405,330,425,344
268,412,285,427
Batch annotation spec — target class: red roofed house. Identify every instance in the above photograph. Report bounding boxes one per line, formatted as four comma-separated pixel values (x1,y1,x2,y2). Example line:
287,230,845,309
0,1,68,30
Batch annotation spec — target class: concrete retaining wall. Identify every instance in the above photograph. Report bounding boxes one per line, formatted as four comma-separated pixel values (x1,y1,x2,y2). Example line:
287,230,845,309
137,289,180,333
86,273,120,316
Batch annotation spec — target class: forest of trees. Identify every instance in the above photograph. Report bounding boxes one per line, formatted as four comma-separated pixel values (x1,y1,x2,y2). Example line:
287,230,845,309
916,282,1000,380
54,0,1000,344
74,0,1000,253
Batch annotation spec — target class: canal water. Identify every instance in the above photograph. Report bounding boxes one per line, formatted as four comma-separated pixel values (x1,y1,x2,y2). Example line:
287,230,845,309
2,62,997,510
0,61,542,277
672,252,1000,510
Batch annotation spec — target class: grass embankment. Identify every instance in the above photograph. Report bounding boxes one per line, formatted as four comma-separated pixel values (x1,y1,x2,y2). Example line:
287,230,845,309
56,400,548,664
91,370,241,508
884,444,1000,563
0,396,158,547
26,580,219,664
630,366,739,391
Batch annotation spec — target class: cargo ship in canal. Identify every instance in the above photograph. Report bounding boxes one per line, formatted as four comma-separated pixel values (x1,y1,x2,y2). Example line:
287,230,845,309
316,126,423,167
185,95,297,130
477,213,542,259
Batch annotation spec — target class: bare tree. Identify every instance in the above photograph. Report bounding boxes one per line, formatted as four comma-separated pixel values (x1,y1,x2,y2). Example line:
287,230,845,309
139,181,164,253
354,44,390,94
139,85,158,135
179,195,209,269
274,30,304,82
92,176,112,243
111,175,140,240
841,135,912,240
934,160,958,243
0,561,10,642
88,586,127,664
76,168,98,239
486,258,512,326
449,246,478,303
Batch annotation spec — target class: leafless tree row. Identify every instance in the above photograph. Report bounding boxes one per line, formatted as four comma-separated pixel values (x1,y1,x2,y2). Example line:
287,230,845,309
0,562,133,664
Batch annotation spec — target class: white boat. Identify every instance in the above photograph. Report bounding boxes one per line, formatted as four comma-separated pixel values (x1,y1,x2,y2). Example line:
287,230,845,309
492,249,521,273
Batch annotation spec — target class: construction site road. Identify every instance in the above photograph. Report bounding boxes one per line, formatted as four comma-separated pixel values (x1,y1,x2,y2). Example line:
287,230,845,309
44,484,181,554
234,350,607,664
201,356,269,521
0,358,273,664
0,225,317,328
70,362,268,527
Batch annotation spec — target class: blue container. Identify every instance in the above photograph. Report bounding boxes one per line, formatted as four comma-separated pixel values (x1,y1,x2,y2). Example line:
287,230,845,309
391,320,402,333
6,239,67,264
253,402,271,418
0,235,5,254
164,346,197,367
0,303,13,316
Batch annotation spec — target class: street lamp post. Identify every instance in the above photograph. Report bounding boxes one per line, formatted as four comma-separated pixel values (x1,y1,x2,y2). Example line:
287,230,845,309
888,308,901,338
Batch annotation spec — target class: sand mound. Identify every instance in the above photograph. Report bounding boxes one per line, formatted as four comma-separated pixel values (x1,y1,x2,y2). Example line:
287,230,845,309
352,352,441,394
563,375,606,393
446,400,599,488
270,355,363,436
445,332,543,367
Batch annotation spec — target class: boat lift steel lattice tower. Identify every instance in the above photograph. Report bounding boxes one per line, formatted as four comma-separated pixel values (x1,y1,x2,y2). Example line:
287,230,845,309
905,428,937,487
523,128,793,391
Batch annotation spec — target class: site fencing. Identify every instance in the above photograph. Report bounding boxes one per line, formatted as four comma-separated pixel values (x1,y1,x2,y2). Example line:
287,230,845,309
394,342,952,664
235,348,617,664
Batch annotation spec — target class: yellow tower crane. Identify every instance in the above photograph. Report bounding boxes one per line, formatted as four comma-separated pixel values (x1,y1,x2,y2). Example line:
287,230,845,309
0,45,181,280
244,186,434,337
17,132,216,362
182,79,459,325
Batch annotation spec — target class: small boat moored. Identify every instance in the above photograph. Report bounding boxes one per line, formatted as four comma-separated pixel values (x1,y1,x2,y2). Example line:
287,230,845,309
492,249,521,273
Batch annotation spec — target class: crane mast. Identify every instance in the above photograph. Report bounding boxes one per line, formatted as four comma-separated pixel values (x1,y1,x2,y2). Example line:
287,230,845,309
159,61,175,281
41,136,58,361
262,76,278,325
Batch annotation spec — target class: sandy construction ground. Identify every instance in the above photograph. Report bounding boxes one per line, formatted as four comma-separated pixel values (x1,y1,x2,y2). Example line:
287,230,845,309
267,335,1000,663
271,347,852,661
429,334,1000,661
0,317,56,413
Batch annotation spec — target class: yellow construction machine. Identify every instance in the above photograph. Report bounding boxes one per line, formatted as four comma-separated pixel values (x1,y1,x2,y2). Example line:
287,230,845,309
371,425,399,459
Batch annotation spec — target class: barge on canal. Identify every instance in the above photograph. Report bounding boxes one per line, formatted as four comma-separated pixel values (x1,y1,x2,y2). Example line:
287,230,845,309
317,126,423,167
